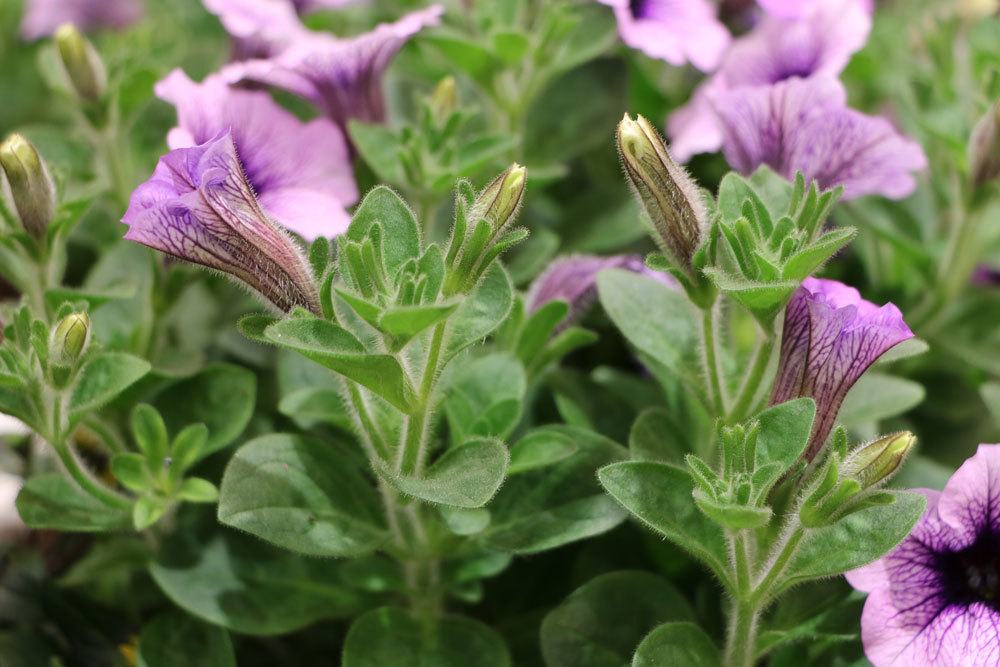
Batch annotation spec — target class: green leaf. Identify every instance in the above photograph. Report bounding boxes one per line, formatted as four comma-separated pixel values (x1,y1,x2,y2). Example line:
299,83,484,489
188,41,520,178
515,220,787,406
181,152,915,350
138,610,235,667
385,438,509,509
541,571,694,667
132,404,169,468
152,364,256,460
443,353,526,443
781,228,857,281
134,495,167,530
44,285,134,311
218,434,387,557
717,171,771,225
347,186,421,276
348,122,407,185
111,453,149,493
515,300,569,365
597,270,698,381
69,352,150,420
445,261,514,361
343,607,511,667
629,408,688,464
236,313,277,343
783,490,926,587
176,478,219,504
632,622,720,667
703,268,798,320
15,474,129,532
983,382,1000,429
169,424,209,478
266,318,417,413
753,398,816,488
484,426,627,554
508,430,577,475
424,34,501,87
150,528,369,635
492,30,530,64
379,302,458,343
839,373,925,428
278,387,352,431
598,462,729,584
439,506,491,536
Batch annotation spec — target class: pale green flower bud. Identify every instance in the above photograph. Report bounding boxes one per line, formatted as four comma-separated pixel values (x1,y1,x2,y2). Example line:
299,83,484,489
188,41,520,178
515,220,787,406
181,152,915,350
843,431,916,489
0,134,56,239
55,24,107,103
50,312,91,366
429,76,458,122
470,163,526,236
969,100,1000,188
616,114,706,275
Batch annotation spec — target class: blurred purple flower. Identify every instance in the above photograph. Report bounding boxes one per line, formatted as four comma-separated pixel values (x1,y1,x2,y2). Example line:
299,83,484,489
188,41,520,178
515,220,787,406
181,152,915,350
156,69,357,239
972,265,1000,286
771,277,913,461
757,0,873,18
668,0,870,161
598,0,730,72
712,76,926,199
219,5,443,129
292,0,358,12
527,255,676,325
21,0,143,40
847,444,1000,667
122,132,320,314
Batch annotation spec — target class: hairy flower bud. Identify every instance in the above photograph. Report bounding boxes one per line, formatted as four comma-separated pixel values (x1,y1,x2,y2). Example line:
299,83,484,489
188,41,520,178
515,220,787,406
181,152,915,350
470,163,526,236
51,312,91,365
843,432,916,489
429,76,457,122
0,134,56,238
616,114,706,274
55,24,107,103
969,100,1000,188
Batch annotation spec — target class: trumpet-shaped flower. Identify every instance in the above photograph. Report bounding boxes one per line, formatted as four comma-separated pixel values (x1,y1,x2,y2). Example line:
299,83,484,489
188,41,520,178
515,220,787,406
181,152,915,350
220,5,443,128
758,0,873,18
847,444,1000,667
21,0,143,40
598,0,730,72
122,132,319,314
712,76,926,199
155,69,356,239
668,0,870,161
771,277,913,461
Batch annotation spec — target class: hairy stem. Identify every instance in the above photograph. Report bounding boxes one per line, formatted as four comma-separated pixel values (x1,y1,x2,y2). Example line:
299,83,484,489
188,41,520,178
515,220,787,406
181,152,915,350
727,334,775,423
397,322,446,476
701,305,727,415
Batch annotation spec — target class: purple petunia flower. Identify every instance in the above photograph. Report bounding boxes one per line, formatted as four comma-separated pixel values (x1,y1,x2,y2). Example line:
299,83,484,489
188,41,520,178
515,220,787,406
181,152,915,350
202,0,307,60
597,0,730,72
526,254,676,325
757,0,873,18
156,69,357,240
668,0,870,161
21,0,143,40
218,5,443,129
972,265,1000,286
770,277,913,461
711,76,927,199
847,444,1000,667
122,132,320,314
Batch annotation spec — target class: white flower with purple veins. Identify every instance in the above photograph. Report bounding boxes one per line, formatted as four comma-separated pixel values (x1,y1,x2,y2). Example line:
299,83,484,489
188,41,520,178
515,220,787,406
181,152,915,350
770,277,913,461
598,0,730,72
122,133,319,314
156,69,357,239
219,5,443,130
847,444,1000,666
21,0,143,40
712,76,927,199
668,0,871,161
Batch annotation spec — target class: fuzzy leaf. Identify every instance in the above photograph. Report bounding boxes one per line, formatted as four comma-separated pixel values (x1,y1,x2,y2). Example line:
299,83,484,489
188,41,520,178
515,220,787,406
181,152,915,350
69,352,151,420
138,610,235,667
15,474,129,532
384,438,509,509
346,186,421,276
631,622,720,667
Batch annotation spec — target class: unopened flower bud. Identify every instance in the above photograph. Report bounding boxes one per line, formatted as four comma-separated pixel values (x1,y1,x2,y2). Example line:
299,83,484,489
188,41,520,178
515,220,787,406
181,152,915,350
55,24,107,103
0,134,56,238
843,431,916,489
969,101,1000,188
471,163,526,235
429,76,457,122
50,312,91,366
616,114,706,274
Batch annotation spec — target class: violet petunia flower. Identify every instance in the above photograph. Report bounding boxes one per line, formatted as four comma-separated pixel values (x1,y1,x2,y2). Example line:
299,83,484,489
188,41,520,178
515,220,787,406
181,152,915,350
526,255,676,325
668,0,870,161
123,132,320,314
597,0,730,72
156,69,357,240
757,0,873,18
21,0,143,40
770,277,913,461
847,444,1000,667
711,76,927,199
219,5,443,129
972,265,1000,286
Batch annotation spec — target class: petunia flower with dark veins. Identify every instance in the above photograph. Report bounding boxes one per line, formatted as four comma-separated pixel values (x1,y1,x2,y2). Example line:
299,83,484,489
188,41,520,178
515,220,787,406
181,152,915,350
668,0,870,161
770,277,913,462
597,0,730,72
21,0,143,40
711,75,927,199
847,444,1000,666
156,69,357,239
219,5,443,130
122,132,320,314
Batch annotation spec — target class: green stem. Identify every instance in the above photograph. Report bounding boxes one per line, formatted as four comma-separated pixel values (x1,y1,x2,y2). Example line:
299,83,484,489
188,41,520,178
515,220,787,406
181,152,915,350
347,383,390,461
726,600,760,667
49,434,131,510
727,335,775,423
752,527,805,606
397,323,446,476
701,305,727,415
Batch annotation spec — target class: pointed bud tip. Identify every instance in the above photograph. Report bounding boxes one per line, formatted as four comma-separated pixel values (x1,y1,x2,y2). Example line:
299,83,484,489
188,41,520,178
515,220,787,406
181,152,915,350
0,133,55,238
54,22,106,102
847,431,916,489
